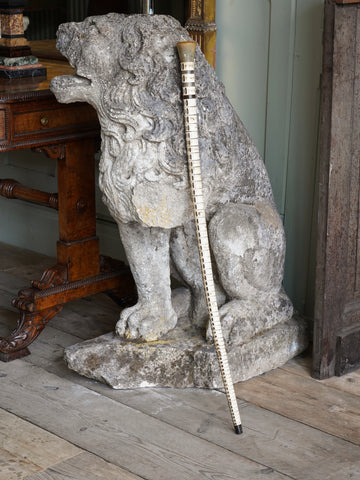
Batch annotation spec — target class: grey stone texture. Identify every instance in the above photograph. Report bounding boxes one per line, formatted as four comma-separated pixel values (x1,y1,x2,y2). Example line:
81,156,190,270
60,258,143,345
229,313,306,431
51,13,307,387
0,55,38,66
64,312,308,389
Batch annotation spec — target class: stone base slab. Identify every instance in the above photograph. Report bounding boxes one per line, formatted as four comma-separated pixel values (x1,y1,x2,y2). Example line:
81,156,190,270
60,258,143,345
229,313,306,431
64,315,309,389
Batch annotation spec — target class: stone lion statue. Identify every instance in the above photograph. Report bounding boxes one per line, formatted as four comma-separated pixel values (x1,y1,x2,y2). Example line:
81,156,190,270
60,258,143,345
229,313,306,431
50,13,293,344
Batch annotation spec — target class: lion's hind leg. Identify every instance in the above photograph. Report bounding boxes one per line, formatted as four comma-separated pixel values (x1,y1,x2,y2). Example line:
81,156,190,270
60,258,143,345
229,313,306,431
170,222,226,330
207,200,293,345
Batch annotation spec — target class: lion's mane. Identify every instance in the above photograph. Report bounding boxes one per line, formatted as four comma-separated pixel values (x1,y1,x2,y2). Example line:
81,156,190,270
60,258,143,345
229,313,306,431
96,14,250,184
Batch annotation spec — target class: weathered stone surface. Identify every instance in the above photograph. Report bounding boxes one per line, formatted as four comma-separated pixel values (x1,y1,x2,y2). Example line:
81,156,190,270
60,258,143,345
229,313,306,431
64,315,308,389
51,14,307,386
50,14,295,346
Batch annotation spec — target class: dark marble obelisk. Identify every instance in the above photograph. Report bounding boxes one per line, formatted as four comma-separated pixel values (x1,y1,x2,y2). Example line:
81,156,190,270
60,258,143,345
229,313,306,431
0,0,46,78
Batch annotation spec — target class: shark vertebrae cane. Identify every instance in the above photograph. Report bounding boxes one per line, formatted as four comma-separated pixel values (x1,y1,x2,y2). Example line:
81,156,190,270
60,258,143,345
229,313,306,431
177,41,242,434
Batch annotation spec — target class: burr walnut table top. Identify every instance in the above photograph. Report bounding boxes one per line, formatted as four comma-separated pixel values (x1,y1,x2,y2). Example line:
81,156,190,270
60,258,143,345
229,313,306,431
0,58,99,152
0,59,74,98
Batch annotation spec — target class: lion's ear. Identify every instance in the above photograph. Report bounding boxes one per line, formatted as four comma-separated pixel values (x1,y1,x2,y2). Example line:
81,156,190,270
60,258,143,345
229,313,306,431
120,24,144,63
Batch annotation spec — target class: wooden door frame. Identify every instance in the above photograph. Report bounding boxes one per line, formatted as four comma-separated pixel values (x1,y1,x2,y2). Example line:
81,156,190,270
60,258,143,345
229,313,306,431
313,0,360,379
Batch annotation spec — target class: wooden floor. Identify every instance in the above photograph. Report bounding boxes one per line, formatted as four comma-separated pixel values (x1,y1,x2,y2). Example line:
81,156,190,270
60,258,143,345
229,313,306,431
0,242,359,480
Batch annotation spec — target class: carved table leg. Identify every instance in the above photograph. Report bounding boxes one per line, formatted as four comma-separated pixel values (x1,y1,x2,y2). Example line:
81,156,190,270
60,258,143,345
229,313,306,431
0,256,135,361
0,306,63,362
0,140,135,361
31,264,67,290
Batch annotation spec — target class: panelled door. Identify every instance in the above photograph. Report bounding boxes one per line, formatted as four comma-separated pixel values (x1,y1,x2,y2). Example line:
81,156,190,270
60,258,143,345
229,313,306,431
313,0,360,379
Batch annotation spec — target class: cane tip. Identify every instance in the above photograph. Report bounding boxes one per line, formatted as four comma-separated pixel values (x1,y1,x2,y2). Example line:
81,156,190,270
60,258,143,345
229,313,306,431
234,424,243,435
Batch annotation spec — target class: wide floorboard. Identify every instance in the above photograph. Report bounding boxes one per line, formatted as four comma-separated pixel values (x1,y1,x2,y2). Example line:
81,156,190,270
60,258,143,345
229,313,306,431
0,243,359,480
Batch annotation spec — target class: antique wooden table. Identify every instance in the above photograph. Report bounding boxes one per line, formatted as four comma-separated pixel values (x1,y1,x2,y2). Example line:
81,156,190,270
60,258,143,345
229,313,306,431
0,58,135,361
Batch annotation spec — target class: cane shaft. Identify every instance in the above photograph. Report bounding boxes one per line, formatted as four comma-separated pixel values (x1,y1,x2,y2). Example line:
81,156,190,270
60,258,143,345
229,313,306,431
177,41,242,434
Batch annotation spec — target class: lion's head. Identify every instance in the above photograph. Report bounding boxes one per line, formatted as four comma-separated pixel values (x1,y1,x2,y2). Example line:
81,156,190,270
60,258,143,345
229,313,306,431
51,14,252,184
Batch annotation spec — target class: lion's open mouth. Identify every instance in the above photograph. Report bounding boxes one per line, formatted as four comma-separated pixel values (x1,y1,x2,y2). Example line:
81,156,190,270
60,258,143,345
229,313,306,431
50,74,91,91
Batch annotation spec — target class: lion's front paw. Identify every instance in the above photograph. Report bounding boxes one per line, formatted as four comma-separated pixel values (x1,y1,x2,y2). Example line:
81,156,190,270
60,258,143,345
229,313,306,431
115,301,177,341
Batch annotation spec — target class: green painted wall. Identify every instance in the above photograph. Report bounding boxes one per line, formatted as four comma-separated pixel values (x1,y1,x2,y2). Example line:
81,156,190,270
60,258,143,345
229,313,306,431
0,1,324,316
216,0,324,314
